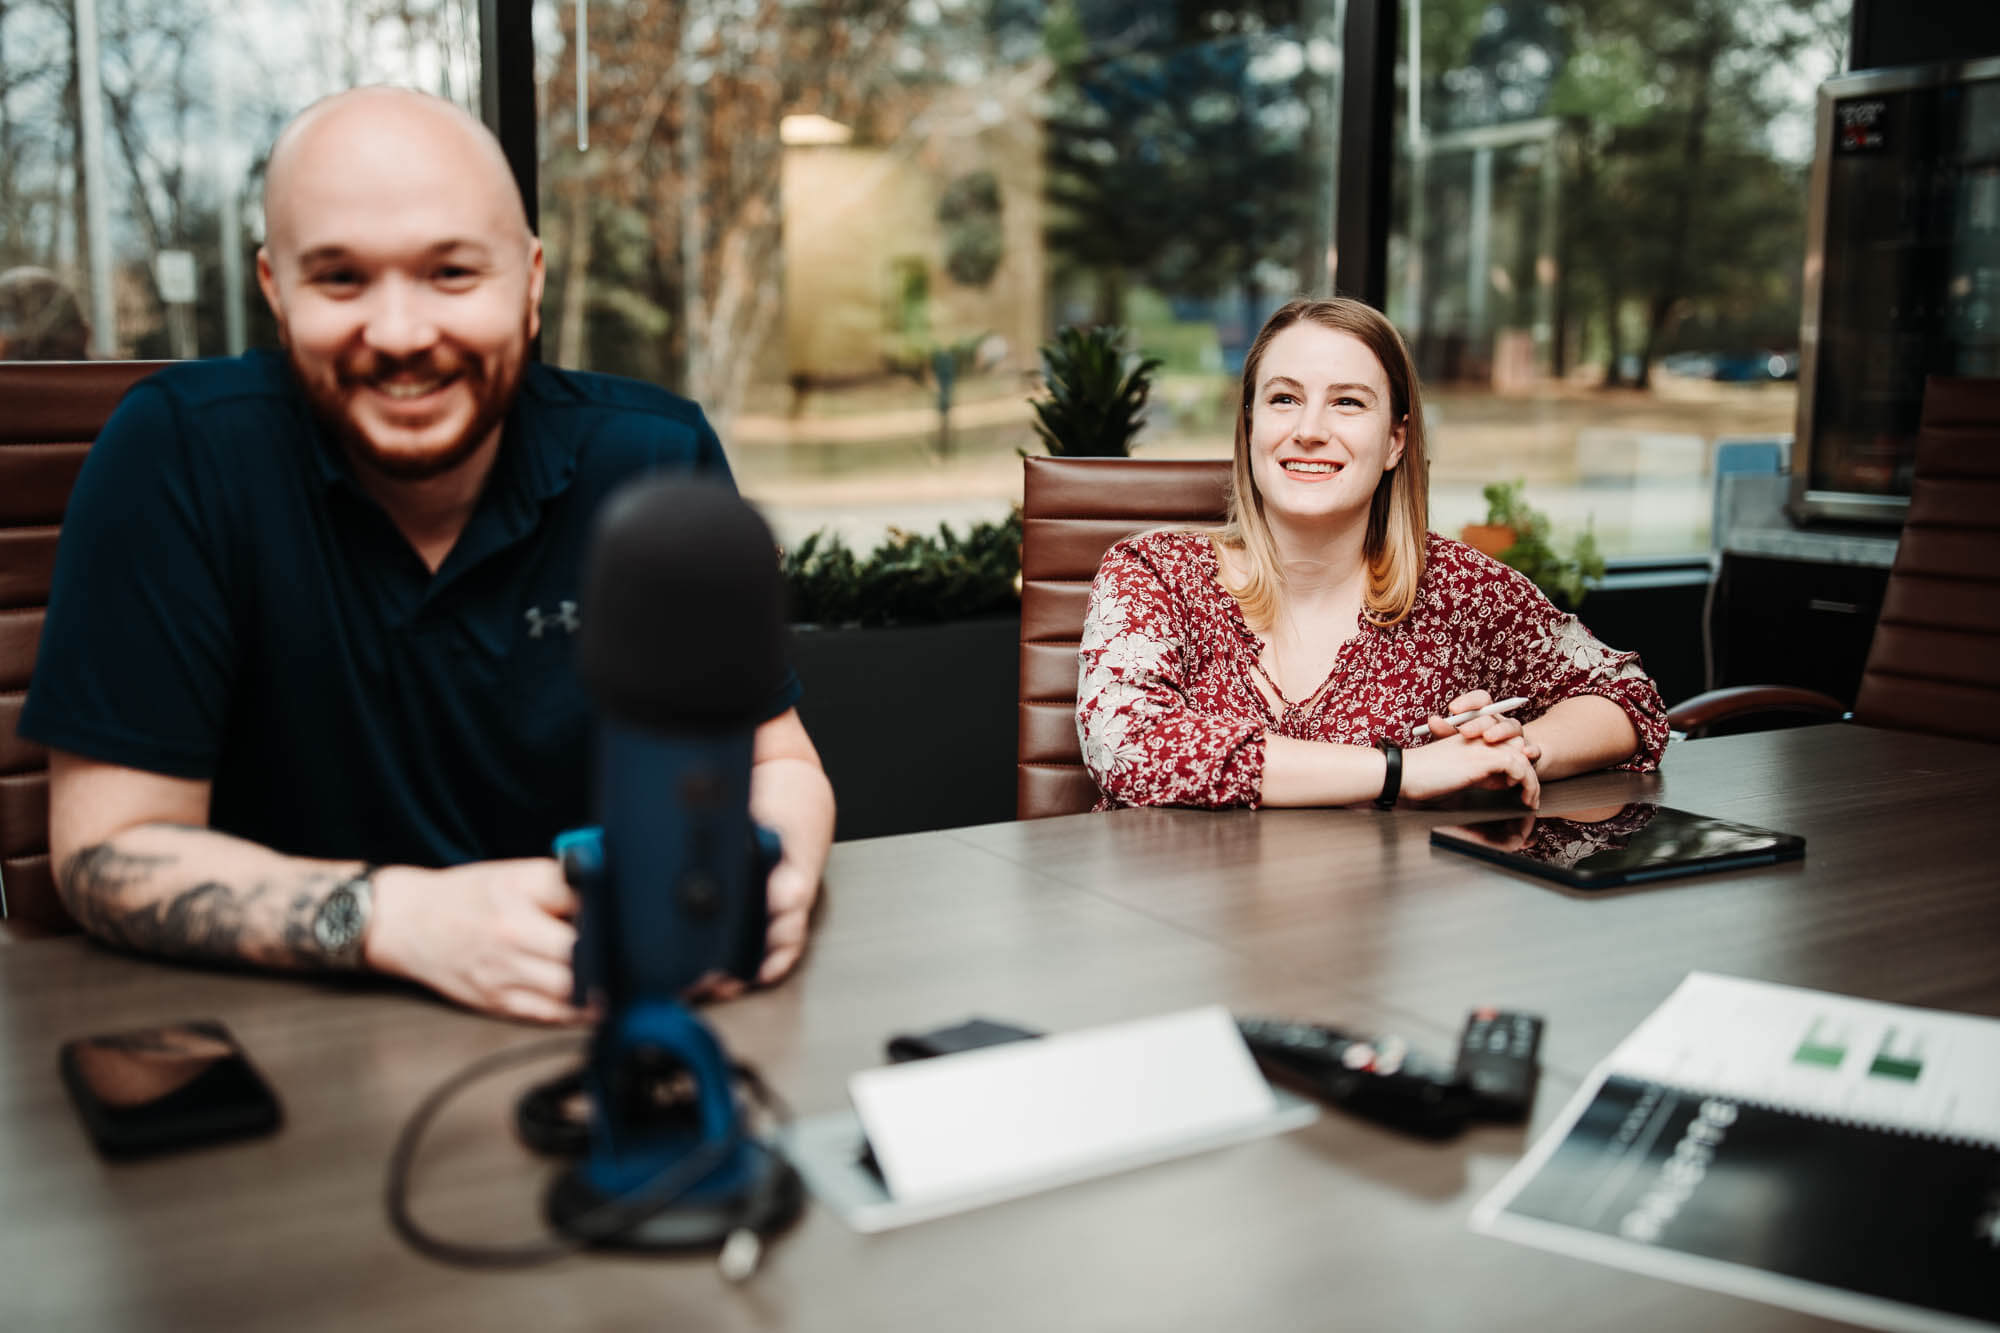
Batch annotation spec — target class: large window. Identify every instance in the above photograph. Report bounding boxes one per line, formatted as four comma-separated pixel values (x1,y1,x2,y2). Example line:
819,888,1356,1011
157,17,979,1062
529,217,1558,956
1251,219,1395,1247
534,0,1344,550
6,1,1859,566
1391,0,1850,558
0,0,479,363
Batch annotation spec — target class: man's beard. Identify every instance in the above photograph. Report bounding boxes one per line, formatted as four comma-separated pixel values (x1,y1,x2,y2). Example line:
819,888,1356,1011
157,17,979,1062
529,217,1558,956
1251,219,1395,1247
287,318,529,483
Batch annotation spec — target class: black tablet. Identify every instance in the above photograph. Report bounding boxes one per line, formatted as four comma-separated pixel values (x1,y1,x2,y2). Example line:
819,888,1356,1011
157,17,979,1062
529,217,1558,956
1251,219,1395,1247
1429,802,1805,890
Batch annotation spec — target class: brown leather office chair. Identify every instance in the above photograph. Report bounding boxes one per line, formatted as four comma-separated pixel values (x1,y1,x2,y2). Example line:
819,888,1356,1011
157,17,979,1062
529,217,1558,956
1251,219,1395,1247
1017,455,1231,818
1670,376,2000,741
1,360,167,936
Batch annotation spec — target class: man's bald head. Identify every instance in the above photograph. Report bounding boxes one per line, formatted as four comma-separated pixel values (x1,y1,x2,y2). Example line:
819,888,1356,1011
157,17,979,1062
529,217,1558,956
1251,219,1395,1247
262,87,531,258
254,85,544,489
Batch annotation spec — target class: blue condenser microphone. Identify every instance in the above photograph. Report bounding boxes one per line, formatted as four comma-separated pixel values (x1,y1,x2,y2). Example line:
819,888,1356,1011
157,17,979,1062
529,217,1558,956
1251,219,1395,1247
544,476,803,1253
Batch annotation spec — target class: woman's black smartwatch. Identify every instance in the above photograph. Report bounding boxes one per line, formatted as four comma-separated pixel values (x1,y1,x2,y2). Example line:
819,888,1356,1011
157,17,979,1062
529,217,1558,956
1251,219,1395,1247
1374,739,1402,810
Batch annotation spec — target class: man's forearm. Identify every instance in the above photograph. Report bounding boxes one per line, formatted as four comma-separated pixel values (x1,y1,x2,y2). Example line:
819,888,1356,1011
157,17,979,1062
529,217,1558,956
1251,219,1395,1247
57,823,367,970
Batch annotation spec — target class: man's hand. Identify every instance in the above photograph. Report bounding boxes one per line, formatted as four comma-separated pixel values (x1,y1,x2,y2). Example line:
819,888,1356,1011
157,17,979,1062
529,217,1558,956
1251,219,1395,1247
365,859,586,1025
746,708,835,987
688,849,822,1002
758,856,819,985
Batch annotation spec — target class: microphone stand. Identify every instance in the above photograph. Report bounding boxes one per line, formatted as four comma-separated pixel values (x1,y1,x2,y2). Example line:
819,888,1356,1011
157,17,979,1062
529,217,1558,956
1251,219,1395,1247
542,476,807,1254
543,790,802,1250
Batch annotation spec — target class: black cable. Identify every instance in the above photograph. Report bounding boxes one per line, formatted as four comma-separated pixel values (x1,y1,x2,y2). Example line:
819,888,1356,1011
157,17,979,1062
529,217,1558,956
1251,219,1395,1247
384,1036,792,1270
516,1068,594,1157
384,1036,589,1268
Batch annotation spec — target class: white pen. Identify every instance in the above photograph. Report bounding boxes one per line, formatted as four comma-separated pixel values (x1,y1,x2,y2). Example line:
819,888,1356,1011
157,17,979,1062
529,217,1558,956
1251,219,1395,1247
1412,696,1530,739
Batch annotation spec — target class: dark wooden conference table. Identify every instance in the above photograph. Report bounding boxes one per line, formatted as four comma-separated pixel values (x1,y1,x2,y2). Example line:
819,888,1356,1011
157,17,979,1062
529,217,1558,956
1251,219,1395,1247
2,723,1996,1332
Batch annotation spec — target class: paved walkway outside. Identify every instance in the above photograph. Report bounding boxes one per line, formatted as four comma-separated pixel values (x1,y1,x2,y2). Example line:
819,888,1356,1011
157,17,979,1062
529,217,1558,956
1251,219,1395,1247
734,372,1796,560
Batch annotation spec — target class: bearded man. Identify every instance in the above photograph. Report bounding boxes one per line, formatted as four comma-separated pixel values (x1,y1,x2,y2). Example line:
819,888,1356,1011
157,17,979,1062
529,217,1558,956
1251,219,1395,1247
19,88,834,1022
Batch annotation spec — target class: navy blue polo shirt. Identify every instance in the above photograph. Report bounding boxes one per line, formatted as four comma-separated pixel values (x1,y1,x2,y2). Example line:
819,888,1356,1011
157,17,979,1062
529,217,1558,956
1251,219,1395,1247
22,350,799,868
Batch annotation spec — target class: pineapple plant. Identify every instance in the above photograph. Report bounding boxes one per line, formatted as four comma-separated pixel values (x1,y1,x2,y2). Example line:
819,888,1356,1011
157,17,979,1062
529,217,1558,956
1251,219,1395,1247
1028,325,1162,458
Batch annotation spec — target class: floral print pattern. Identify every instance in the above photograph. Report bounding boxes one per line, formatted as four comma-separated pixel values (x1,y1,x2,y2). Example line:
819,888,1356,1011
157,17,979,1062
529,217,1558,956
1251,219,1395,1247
1517,802,1662,868
1076,530,1668,809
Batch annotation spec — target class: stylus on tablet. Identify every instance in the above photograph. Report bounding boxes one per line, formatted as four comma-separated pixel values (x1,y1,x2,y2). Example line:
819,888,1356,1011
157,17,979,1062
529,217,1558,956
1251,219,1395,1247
1413,696,1530,739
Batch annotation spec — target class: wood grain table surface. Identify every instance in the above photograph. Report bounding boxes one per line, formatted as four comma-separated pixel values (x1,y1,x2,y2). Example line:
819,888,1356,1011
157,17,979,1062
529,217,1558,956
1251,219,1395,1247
2,723,1994,1332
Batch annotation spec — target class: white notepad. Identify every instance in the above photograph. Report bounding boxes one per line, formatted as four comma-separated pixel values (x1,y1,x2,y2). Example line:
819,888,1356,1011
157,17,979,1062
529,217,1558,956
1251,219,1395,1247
1474,973,2000,1333
784,1005,1317,1232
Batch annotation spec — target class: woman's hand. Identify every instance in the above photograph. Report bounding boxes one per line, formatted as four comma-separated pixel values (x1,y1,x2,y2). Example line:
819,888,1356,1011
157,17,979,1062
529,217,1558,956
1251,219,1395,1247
1424,689,1542,764
1402,731,1542,808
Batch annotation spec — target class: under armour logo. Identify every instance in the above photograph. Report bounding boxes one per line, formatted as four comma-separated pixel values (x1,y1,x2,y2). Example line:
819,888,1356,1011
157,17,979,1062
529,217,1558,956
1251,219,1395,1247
525,600,580,638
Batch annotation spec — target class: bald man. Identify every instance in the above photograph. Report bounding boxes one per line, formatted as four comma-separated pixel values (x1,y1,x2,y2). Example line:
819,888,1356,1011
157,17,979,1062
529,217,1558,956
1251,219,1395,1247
20,89,834,1022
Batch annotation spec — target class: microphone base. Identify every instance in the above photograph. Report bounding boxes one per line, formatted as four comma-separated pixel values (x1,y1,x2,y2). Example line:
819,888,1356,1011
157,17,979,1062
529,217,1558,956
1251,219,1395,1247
545,1143,804,1251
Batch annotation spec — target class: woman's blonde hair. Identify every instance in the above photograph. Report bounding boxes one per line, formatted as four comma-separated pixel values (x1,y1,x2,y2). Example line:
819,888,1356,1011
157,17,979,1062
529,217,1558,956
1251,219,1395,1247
1213,297,1430,630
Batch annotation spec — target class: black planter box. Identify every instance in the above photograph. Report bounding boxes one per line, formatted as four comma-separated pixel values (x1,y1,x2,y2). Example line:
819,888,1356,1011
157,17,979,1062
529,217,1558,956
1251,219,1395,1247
1571,579,1708,709
787,612,1021,841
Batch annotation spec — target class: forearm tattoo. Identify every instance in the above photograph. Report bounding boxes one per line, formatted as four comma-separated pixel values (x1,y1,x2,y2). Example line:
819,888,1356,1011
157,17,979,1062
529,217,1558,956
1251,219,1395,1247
56,838,354,971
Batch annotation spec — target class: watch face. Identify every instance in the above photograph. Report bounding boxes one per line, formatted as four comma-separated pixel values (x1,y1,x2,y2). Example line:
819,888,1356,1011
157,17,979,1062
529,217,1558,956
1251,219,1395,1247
314,886,364,953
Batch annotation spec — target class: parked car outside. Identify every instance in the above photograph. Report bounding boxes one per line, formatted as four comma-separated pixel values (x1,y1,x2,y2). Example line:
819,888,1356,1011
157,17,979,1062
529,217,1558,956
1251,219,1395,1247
1662,349,1799,382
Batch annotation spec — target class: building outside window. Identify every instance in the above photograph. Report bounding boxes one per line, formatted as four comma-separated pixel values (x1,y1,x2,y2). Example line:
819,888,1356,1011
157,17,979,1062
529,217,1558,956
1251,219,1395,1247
534,0,1345,550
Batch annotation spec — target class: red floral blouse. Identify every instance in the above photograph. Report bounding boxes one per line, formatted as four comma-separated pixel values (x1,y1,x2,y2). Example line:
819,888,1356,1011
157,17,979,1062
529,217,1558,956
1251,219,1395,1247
1076,530,1669,809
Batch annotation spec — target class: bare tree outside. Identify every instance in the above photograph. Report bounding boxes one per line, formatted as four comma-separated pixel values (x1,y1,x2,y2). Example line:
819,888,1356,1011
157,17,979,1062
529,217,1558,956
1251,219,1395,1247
0,0,479,360
530,0,1348,549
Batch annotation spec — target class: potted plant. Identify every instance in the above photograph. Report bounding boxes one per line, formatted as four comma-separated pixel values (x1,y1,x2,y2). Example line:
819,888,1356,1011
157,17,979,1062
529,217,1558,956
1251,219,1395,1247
781,513,1023,840
786,326,1160,840
1028,324,1162,457
1464,480,1605,610
1459,519,1518,559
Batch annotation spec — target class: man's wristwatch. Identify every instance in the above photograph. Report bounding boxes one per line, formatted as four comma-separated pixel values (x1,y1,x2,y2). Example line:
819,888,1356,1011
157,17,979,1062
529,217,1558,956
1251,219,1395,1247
312,864,377,968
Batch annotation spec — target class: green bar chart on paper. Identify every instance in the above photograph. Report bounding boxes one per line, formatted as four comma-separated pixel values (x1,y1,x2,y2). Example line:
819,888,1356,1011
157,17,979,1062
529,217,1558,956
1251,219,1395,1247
1868,1027,1924,1082
1792,1016,1848,1069
1793,1018,1926,1082
1600,974,2000,1145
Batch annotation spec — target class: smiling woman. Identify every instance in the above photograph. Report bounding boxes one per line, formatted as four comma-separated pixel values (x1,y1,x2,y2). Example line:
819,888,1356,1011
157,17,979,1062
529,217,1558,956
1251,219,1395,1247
1074,298,1670,815
1222,301,1429,643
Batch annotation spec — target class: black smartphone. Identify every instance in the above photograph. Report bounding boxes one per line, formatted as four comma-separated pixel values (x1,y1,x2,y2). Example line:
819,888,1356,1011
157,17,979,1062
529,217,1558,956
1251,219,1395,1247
884,1016,1044,1063
59,1019,282,1160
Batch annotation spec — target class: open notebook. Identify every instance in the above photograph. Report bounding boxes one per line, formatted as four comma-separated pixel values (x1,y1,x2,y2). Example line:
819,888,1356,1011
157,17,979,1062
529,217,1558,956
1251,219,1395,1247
1473,973,2000,1333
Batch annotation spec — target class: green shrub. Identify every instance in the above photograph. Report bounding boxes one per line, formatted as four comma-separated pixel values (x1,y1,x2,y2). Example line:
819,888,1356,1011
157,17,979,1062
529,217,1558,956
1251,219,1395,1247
782,510,1023,627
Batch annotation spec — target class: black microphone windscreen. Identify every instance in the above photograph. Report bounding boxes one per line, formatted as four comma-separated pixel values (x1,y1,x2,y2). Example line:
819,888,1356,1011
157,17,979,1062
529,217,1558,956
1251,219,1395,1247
576,477,788,732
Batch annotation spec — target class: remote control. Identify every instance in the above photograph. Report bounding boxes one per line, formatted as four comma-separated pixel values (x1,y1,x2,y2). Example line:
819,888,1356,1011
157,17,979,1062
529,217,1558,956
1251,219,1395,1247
1236,1016,1474,1139
1455,1008,1544,1121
